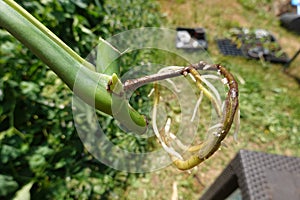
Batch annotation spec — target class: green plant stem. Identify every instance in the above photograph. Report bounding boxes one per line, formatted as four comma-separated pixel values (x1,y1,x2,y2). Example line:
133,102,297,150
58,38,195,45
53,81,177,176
2,0,95,71
0,0,147,130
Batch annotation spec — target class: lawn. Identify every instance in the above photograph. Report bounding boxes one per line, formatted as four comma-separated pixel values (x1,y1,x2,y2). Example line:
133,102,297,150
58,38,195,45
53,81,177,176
124,0,300,199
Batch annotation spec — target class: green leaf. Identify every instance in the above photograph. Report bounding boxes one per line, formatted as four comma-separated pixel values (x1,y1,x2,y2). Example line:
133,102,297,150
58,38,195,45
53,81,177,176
0,144,21,163
20,81,40,95
54,159,66,169
13,181,34,200
0,174,18,196
29,154,46,172
71,0,88,9
35,146,54,156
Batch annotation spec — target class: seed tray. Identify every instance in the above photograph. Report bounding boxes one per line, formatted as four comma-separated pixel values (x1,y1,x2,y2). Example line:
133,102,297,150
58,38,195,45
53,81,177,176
216,28,289,64
216,39,244,56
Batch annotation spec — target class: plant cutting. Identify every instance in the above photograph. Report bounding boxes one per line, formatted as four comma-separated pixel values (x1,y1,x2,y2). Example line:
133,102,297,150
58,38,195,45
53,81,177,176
0,0,239,170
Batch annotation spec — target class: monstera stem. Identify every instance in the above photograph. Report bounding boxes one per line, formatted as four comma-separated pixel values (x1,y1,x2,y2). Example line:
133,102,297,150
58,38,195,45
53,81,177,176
0,0,147,131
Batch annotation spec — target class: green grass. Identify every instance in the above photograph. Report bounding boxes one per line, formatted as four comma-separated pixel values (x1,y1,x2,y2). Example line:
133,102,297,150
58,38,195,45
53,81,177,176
123,0,300,199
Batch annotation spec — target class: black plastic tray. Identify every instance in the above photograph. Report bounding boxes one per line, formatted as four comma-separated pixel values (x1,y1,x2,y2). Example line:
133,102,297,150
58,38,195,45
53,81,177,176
216,39,244,56
216,28,289,64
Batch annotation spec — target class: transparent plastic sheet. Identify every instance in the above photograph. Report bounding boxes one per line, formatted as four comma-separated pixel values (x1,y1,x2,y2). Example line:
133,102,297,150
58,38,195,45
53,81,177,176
72,28,239,172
